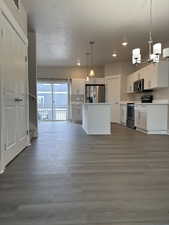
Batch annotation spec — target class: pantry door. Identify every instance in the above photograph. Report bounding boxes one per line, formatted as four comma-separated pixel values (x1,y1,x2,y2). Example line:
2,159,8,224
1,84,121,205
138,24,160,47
106,75,121,123
1,12,28,165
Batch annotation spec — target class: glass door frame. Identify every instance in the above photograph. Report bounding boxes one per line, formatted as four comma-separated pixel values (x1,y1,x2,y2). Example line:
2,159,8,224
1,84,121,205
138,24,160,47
37,80,69,121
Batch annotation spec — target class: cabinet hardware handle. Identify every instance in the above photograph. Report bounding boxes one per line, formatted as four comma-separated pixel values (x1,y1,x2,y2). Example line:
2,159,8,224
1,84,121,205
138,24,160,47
15,98,23,102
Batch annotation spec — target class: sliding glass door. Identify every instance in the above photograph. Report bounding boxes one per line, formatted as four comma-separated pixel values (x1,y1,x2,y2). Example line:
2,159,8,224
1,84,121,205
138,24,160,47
37,82,68,121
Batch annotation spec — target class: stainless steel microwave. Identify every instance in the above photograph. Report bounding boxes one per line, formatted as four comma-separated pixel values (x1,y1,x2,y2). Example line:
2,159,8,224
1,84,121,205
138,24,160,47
134,79,144,93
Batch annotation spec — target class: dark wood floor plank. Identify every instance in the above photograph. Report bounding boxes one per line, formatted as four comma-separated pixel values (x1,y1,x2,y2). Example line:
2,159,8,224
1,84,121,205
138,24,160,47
0,122,169,225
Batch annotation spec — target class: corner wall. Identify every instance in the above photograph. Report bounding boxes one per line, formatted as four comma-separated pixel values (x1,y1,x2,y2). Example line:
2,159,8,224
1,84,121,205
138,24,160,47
3,0,27,35
28,32,38,139
104,62,137,100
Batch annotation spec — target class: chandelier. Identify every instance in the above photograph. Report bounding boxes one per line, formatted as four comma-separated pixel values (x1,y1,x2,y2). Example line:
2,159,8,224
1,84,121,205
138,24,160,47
132,0,169,65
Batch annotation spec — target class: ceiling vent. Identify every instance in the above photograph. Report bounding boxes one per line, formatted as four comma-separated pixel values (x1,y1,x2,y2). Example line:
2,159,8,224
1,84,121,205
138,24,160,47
13,0,20,9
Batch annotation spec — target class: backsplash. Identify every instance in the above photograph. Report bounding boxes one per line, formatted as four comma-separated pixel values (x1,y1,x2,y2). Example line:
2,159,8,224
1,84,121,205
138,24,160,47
126,88,169,102
126,92,153,102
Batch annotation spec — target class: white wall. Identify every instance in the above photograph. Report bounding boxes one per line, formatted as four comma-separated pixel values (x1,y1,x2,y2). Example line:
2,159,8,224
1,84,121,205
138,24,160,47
3,0,27,35
104,62,137,100
37,66,105,80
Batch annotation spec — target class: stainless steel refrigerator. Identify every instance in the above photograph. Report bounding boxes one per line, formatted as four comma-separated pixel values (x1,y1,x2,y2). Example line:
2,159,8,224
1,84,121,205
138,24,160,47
85,84,105,103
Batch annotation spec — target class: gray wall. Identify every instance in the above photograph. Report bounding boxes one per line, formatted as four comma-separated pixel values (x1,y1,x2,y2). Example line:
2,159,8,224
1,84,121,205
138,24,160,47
37,66,105,80
28,32,38,139
4,0,27,35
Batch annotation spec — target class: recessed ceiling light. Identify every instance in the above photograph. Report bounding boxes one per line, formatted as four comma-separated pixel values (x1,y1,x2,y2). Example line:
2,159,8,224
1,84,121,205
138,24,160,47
122,41,128,47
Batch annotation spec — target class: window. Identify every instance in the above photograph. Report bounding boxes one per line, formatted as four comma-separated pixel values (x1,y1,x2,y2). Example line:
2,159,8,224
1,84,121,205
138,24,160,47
13,0,20,9
37,96,45,108
37,82,69,121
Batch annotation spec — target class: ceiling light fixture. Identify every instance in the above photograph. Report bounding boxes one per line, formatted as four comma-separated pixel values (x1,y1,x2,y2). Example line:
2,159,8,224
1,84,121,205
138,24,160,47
112,51,117,58
163,48,169,59
76,59,81,66
132,48,141,65
122,41,128,47
121,37,128,47
132,0,168,65
85,52,90,82
89,41,95,77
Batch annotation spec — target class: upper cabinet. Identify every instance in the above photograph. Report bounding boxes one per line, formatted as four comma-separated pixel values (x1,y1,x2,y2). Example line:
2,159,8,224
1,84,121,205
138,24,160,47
126,72,137,93
126,62,169,93
141,62,169,90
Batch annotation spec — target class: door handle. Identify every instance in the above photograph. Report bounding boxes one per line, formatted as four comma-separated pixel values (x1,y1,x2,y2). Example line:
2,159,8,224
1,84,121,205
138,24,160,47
15,98,23,102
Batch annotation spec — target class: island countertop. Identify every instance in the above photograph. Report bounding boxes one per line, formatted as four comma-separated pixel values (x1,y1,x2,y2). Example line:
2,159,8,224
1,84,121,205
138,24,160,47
83,103,111,105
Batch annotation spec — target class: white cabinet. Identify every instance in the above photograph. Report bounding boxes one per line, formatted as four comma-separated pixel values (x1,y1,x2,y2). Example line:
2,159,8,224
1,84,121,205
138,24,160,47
135,104,168,134
126,74,133,93
82,103,111,135
120,104,127,126
126,62,169,93
71,79,85,95
126,73,137,93
141,62,169,90
135,105,147,130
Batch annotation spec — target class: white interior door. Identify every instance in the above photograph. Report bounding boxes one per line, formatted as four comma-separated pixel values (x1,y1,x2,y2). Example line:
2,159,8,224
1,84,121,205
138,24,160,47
1,13,28,166
106,76,121,123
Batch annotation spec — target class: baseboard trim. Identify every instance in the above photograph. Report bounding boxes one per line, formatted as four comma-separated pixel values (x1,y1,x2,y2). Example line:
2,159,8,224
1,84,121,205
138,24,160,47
83,126,111,135
0,166,5,174
136,128,169,135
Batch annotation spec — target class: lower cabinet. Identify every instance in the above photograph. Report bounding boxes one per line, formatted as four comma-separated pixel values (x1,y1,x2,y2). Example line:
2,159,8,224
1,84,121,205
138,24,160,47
135,104,168,135
135,105,147,130
120,104,127,126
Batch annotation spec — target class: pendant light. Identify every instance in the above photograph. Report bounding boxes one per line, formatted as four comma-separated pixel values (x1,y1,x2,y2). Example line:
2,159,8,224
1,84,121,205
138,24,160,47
76,59,81,66
163,48,169,59
112,50,117,58
89,41,95,77
85,52,90,82
121,36,128,47
147,0,154,62
132,48,141,64
132,0,165,64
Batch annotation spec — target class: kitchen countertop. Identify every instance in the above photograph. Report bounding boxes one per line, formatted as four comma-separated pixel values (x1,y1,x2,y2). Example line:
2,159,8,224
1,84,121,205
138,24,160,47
83,103,111,105
120,100,169,105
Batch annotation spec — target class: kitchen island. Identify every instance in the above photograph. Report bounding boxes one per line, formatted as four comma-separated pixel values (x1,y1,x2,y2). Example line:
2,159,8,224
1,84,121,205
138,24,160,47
82,103,112,135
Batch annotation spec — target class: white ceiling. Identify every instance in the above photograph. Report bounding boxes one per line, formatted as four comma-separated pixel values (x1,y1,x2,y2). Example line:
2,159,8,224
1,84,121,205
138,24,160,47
22,0,169,66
